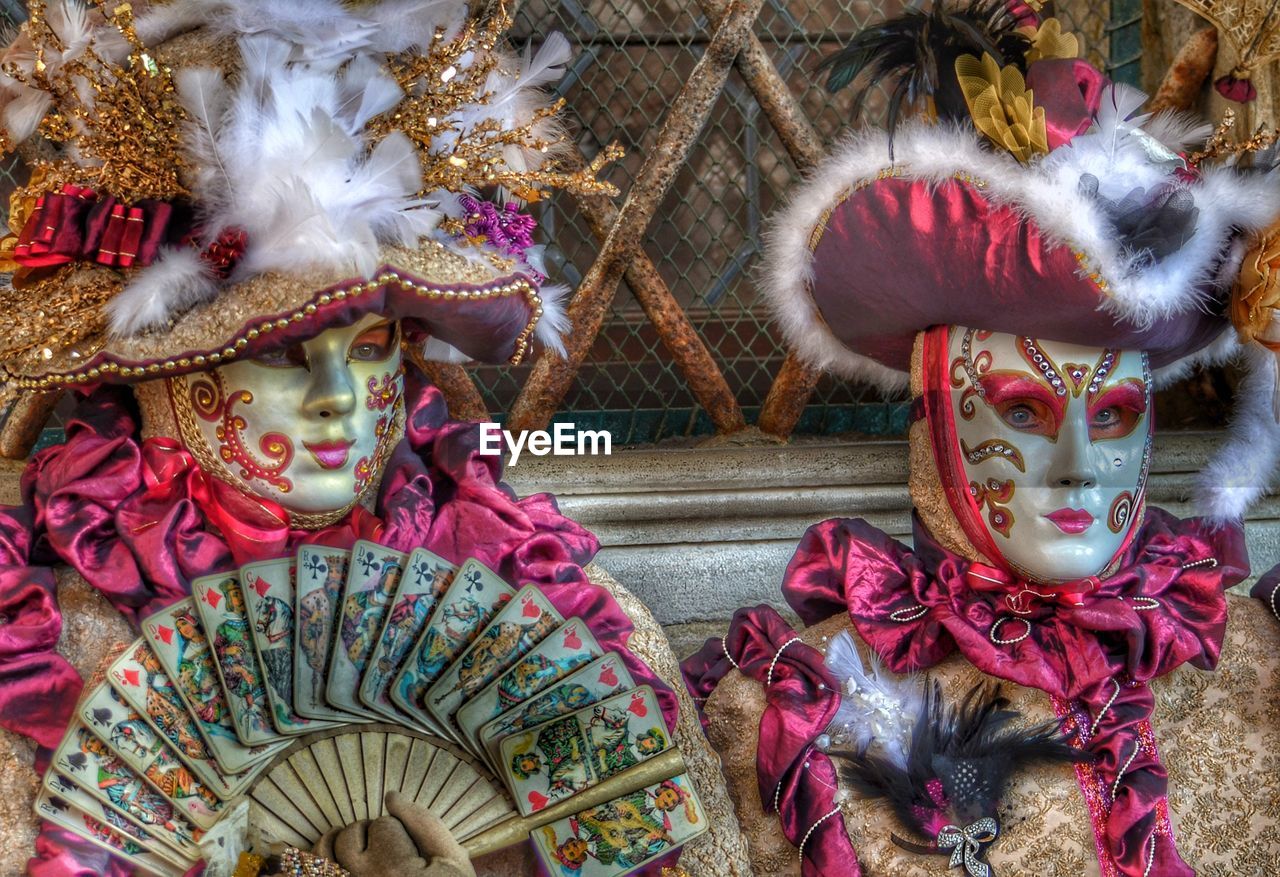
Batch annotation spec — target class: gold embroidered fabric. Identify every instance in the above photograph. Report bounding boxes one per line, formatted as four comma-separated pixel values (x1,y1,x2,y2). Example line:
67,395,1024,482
702,597,1280,876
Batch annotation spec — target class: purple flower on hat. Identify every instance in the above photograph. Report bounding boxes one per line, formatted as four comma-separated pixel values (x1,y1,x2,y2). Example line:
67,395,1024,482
459,195,539,261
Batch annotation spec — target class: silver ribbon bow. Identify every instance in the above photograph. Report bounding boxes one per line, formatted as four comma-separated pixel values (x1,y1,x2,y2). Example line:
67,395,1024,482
936,818,999,877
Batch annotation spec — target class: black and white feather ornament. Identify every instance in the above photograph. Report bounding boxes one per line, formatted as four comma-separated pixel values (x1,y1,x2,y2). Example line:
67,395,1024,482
823,632,1088,877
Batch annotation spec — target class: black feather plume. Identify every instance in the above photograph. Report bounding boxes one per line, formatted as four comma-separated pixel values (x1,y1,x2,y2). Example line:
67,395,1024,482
817,0,1032,142
830,681,1088,865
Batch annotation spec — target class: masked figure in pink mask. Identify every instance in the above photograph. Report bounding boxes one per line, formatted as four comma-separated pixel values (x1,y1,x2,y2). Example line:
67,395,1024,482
686,3,1280,876
0,3,747,876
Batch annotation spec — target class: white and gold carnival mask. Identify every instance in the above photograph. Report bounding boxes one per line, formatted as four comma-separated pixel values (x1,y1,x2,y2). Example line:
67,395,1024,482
932,327,1152,583
169,315,405,519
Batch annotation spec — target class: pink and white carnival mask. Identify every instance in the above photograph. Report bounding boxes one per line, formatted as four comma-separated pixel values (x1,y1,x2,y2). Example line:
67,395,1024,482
924,326,1152,584
169,315,404,517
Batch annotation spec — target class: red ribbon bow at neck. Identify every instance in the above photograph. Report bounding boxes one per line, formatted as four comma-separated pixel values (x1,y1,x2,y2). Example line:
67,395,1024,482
963,561,1099,616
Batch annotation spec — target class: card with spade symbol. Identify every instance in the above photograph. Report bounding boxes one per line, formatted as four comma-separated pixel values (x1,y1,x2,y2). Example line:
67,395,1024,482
240,557,339,734
293,546,360,723
424,584,562,744
499,685,668,816
478,652,635,773
390,558,514,735
456,616,602,759
35,788,189,877
107,637,252,797
78,681,227,829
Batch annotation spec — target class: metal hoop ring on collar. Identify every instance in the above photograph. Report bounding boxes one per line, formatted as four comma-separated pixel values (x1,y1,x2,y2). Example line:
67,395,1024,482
989,617,1032,645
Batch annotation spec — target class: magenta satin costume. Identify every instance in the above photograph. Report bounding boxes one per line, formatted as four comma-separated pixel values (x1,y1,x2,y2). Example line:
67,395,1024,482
1,366,679,876
684,510,1247,877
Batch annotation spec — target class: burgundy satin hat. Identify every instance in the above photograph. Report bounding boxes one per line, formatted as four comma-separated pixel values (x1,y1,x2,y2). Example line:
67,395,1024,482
0,1,608,396
762,0,1280,521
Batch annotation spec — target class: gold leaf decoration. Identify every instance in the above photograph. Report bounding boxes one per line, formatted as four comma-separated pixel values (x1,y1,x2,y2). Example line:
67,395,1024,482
955,52,1048,163
1172,0,1280,80
1024,17,1080,63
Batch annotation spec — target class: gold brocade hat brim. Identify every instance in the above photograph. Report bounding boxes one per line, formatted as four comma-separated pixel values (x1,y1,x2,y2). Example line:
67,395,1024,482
1,240,546,393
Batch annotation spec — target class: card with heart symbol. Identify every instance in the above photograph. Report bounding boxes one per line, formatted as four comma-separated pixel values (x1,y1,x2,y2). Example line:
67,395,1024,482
499,685,669,816
424,584,563,744
529,772,709,877
240,557,341,735
455,616,602,759
478,652,635,773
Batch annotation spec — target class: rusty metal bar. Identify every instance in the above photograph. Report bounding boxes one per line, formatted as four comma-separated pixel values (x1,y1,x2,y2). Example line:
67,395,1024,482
0,390,62,460
701,0,827,438
507,0,767,434
417,360,490,423
574,190,746,434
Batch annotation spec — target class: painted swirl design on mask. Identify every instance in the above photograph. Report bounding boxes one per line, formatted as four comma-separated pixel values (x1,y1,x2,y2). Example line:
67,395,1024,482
1108,491,1134,534
952,329,994,420
353,371,404,496
970,477,1015,538
961,438,1026,472
366,373,398,411
187,371,294,494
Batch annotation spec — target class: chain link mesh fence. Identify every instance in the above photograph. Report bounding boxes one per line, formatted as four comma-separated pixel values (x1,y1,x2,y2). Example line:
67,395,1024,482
478,0,1135,443
0,1,1138,446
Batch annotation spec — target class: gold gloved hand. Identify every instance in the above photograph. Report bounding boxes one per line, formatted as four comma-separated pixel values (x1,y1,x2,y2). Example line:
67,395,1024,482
312,792,476,877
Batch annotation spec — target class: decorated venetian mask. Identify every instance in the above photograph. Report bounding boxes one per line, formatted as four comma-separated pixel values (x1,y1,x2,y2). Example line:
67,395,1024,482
925,327,1152,584
168,314,405,520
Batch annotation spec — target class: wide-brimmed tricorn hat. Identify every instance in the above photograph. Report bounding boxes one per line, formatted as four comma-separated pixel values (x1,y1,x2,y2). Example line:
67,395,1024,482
0,0,619,395
761,0,1280,522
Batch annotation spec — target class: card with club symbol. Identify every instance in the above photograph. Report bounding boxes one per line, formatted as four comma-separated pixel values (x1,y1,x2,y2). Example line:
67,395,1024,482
293,546,360,723
499,686,669,816
478,652,635,772
424,584,563,744
390,558,514,734
529,772,709,877
240,557,339,734
140,599,284,774
456,616,602,758
326,541,407,718
78,681,226,829
358,547,457,722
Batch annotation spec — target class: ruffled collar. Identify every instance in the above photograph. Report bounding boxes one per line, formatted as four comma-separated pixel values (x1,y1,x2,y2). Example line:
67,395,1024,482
784,509,1247,700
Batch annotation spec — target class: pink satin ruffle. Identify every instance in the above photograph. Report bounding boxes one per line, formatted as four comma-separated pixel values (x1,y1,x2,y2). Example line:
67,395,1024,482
2,365,676,876
779,510,1246,877
683,606,853,877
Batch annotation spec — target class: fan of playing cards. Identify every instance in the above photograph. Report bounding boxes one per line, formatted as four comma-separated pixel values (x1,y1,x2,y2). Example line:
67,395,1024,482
38,540,708,877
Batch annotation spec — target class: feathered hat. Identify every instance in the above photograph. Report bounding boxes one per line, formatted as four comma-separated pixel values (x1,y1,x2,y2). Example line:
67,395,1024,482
761,0,1280,522
0,0,617,398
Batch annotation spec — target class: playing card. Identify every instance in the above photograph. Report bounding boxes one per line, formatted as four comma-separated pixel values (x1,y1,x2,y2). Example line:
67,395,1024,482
424,584,563,743
293,546,359,722
35,788,189,877
478,653,635,772
78,681,226,829
455,616,601,757
528,773,708,877
358,548,457,722
42,772,197,868
500,686,670,816
140,599,283,774
190,572,290,744
327,540,407,718
107,638,248,799
51,723,205,854
240,557,338,734
390,558,514,734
